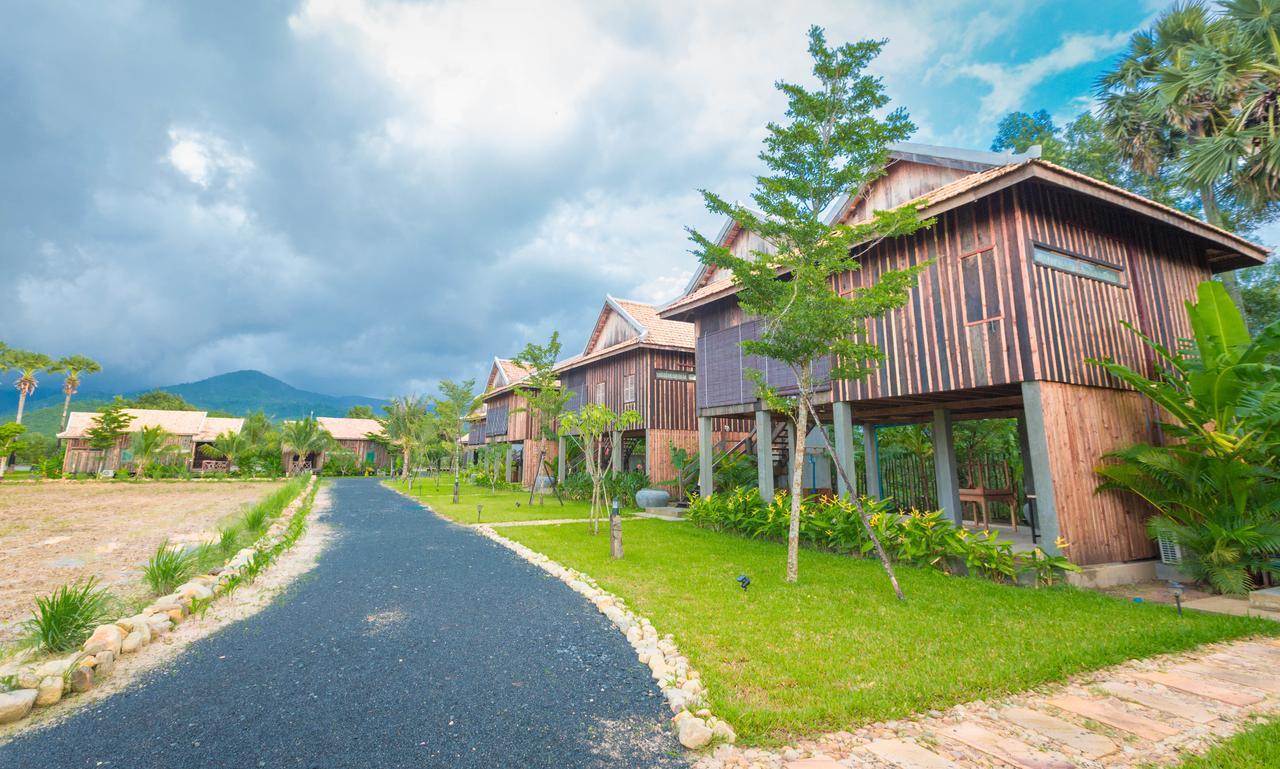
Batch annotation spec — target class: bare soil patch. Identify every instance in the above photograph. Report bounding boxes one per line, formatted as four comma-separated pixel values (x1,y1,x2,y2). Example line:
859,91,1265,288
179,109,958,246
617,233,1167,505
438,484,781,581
0,481,285,643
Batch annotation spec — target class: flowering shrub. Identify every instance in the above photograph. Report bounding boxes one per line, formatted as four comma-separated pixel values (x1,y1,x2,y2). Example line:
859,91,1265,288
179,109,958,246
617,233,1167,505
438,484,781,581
686,491,1078,585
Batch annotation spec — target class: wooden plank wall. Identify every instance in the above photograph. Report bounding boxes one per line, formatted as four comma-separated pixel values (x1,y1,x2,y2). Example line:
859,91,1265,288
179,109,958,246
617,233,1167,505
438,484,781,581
521,438,557,487
482,391,532,442
646,428,698,484
1035,380,1159,564
562,348,697,432
1016,182,1207,387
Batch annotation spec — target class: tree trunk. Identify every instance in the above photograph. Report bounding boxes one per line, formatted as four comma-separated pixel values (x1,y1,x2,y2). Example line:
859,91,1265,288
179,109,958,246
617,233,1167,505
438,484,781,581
15,389,29,424
801,396,906,601
786,406,807,583
401,443,411,480
1200,184,1248,311
61,388,74,432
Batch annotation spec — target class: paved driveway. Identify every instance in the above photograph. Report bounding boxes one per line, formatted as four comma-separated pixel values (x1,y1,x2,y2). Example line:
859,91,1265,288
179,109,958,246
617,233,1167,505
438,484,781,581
0,479,683,769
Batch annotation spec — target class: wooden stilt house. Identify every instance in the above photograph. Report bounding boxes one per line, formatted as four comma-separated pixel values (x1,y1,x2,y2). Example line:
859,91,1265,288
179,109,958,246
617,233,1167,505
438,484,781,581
659,142,1269,583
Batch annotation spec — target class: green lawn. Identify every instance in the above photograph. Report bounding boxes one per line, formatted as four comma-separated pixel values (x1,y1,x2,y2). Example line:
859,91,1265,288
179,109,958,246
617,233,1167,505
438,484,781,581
387,479,606,524
501,519,1278,745
1170,718,1280,769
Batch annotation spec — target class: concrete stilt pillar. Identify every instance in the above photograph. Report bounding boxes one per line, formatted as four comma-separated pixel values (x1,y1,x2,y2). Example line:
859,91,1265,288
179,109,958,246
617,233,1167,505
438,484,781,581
755,409,774,502
932,409,962,526
1020,382,1062,554
698,416,714,498
863,424,882,500
832,402,855,499
611,431,623,473
557,435,567,483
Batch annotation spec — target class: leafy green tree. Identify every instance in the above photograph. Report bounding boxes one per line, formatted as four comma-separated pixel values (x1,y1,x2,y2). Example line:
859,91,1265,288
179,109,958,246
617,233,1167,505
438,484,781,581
433,378,480,497
51,355,101,432
130,425,180,479
345,404,376,419
1098,2,1280,307
0,422,26,478
84,398,135,475
280,416,334,475
560,403,641,534
688,27,926,592
513,331,573,502
128,389,199,411
378,395,430,480
1090,281,1280,593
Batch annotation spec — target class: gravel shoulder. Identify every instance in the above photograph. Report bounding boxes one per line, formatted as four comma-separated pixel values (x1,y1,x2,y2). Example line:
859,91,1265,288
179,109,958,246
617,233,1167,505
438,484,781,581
0,478,684,769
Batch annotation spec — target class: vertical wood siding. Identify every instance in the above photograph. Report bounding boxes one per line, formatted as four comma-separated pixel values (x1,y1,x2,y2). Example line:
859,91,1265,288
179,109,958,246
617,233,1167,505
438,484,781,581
1034,380,1159,564
646,428,699,484
560,347,697,432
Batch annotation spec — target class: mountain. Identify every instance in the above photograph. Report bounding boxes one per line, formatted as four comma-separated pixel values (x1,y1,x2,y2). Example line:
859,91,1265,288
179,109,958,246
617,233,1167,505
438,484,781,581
143,370,387,420
1,370,387,435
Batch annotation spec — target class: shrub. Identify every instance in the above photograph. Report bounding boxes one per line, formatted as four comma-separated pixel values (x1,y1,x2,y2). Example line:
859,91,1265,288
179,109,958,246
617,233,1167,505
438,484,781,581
217,524,240,557
20,578,113,653
143,542,199,595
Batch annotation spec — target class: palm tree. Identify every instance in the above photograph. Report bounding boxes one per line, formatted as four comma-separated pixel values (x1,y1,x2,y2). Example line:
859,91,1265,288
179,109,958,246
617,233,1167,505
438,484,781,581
280,417,333,475
378,396,429,480
199,430,257,474
5,349,53,424
51,355,102,432
1097,3,1276,307
130,425,179,479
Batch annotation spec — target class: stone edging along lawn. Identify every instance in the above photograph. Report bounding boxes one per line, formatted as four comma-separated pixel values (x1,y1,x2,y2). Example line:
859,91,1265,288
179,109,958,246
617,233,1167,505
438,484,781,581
472,522,736,751
0,476,319,727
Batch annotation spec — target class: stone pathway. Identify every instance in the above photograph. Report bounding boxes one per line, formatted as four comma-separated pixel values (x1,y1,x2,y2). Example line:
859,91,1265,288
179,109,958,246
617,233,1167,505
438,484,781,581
697,638,1280,769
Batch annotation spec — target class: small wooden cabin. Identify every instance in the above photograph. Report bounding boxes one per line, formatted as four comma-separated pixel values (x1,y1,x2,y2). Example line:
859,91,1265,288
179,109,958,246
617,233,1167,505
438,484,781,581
315,416,390,472
477,357,542,484
660,142,1269,581
58,409,245,474
553,296,704,485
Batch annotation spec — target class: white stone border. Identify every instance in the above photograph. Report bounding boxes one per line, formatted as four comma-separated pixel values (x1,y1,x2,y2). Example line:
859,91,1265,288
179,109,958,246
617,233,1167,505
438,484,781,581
473,523,736,750
0,476,317,726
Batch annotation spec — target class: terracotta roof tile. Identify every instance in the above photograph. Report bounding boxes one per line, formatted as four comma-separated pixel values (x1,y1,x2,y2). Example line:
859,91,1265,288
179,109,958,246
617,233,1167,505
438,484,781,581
611,298,695,348
195,417,245,442
58,409,214,439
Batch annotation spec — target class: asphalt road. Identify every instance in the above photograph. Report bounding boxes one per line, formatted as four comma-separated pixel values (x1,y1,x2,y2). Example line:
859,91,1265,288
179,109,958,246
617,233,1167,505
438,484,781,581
0,478,684,769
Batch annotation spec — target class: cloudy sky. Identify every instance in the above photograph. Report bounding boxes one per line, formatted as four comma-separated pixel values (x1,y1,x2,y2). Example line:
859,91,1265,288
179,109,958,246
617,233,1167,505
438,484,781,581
1,0,1216,399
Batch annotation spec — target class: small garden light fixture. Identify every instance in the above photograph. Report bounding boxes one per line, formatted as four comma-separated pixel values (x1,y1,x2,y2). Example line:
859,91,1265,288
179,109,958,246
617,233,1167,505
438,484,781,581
476,503,482,524
1169,581,1184,617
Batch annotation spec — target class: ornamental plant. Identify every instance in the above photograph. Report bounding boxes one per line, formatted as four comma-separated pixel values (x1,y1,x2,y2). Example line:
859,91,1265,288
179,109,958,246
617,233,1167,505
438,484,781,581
688,27,931,594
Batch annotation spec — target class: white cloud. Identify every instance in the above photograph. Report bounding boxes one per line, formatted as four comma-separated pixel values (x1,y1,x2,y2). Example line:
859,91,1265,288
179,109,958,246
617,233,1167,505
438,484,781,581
165,127,254,189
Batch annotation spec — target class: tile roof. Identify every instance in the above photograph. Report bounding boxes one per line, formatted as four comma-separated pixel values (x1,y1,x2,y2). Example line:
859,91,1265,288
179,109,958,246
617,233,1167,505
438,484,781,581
316,416,385,441
59,409,222,439
610,298,695,348
498,359,533,385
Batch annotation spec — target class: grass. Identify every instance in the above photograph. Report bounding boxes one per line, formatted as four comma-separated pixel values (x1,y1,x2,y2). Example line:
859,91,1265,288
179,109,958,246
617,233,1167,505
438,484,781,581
143,542,200,595
1169,717,1280,768
501,519,1279,745
387,478,619,524
19,578,113,653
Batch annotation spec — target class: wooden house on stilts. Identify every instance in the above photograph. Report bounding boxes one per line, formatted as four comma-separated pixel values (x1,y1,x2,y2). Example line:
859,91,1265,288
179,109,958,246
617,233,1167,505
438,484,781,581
659,142,1269,585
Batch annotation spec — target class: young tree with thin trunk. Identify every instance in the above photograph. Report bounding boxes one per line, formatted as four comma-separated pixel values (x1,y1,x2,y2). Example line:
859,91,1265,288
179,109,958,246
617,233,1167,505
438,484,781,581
52,355,102,432
689,27,930,594
85,399,135,476
1,349,54,476
559,404,640,535
512,332,572,505
379,395,429,480
433,378,480,500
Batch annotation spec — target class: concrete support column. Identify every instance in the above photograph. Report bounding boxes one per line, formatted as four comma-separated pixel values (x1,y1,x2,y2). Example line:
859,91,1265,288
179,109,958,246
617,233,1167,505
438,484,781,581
755,409,774,502
1019,382,1062,554
698,416,714,498
832,402,856,499
932,409,963,526
557,435,567,483
611,430,623,473
863,424,882,500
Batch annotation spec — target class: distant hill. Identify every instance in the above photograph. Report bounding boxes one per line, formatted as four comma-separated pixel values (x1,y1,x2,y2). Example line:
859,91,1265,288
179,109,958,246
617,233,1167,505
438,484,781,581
1,370,387,436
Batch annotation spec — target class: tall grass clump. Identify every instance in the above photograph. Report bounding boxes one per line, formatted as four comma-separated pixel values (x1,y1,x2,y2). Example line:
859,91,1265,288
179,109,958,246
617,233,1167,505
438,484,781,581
217,524,240,557
143,542,199,595
242,477,307,535
20,578,113,653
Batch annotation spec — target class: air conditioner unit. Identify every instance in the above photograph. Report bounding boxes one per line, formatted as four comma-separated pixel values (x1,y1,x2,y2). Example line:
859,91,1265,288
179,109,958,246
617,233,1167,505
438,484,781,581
1157,535,1183,565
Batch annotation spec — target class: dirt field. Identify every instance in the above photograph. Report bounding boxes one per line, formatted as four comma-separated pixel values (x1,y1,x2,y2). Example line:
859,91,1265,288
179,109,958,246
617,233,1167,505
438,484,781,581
0,481,285,644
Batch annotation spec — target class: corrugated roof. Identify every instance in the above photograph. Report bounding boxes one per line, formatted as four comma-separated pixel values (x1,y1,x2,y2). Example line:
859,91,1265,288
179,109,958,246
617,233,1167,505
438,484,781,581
195,417,245,442
316,416,384,441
